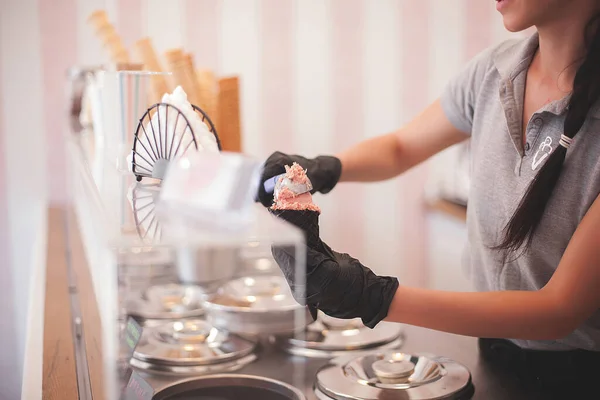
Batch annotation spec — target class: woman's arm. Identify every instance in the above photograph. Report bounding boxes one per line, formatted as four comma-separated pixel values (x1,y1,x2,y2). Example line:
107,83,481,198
386,194,600,340
337,99,468,182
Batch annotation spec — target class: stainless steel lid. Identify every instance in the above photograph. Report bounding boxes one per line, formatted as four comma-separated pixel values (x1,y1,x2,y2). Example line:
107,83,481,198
208,275,300,310
203,276,312,335
154,374,306,400
126,284,205,320
239,256,279,276
315,352,474,400
131,319,257,375
277,313,403,358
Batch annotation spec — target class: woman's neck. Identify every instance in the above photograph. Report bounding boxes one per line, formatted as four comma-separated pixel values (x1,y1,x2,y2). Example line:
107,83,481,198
534,9,598,89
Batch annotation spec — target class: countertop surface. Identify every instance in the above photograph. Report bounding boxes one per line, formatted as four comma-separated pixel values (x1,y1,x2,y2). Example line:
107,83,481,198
137,324,551,400
44,205,583,400
400,326,520,400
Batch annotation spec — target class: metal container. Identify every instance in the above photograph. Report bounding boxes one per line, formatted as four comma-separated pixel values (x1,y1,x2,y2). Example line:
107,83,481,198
126,284,205,321
203,275,312,336
238,255,279,277
175,246,240,290
128,180,239,290
131,319,257,375
154,374,306,400
117,248,177,296
275,313,404,358
314,351,474,400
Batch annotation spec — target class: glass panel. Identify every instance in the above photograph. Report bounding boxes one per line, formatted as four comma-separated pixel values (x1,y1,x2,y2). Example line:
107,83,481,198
66,71,309,400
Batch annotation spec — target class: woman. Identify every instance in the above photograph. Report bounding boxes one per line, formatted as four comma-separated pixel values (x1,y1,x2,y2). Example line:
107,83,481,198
258,0,600,398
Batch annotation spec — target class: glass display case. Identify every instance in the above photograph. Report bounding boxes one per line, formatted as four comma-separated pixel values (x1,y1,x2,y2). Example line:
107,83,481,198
67,130,316,399
65,70,472,400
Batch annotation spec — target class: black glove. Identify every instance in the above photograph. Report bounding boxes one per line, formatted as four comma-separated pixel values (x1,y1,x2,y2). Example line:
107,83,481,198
271,242,399,329
256,152,342,207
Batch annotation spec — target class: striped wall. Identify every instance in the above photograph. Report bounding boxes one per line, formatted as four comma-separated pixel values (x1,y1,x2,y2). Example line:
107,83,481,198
1,1,527,398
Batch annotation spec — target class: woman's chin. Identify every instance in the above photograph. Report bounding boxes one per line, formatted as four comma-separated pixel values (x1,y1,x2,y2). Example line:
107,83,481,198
502,18,533,33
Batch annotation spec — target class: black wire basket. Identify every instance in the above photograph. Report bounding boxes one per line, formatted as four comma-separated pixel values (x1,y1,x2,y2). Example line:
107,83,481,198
130,182,162,243
131,103,221,182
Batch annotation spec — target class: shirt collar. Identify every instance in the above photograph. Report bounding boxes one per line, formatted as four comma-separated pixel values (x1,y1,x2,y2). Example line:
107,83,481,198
493,32,539,81
493,31,600,119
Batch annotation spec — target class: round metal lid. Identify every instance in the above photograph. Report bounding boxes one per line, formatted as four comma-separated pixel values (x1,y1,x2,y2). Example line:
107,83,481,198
239,256,279,276
315,352,474,400
204,276,302,312
126,284,205,320
277,313,403,357
154,374,306,400
372,359,414,382
202,275,311,336
132,319,257,368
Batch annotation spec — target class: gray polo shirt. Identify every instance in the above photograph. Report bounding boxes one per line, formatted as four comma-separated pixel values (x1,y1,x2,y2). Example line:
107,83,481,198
441,32,600,351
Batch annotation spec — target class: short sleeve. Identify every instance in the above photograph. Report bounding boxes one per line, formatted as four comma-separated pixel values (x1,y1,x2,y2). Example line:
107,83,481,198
440,46,497,135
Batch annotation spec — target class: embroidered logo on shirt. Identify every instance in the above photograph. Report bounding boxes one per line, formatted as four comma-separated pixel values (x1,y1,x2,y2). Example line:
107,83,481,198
532,136,553,171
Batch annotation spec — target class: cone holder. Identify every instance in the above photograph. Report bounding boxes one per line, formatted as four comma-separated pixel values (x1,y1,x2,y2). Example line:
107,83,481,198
131,103,221,182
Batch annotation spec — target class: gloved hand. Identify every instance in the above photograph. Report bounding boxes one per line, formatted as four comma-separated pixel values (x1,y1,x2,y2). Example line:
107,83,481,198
256,152,342,207
271,241,399,329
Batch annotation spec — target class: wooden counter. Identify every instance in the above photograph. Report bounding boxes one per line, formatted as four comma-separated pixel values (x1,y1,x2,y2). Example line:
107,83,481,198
43,207,78,400
43,207,104,399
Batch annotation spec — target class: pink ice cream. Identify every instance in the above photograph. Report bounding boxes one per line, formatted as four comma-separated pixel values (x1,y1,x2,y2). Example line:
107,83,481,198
271,163,321,213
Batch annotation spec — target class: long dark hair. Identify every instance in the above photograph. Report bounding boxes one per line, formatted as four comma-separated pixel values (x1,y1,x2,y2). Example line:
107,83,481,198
496,14,600,253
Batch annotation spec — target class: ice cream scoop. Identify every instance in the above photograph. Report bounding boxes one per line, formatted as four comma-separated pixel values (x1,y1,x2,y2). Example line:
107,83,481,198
263,173,285,194
274,174,313,199
271,163,320,213
263,172,313,197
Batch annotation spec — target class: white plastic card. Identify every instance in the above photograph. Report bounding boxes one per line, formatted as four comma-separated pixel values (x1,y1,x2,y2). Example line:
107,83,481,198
158,151,262,229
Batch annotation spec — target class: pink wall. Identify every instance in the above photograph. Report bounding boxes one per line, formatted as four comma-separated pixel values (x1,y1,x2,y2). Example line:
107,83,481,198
2,0,525,276
40,0,78,204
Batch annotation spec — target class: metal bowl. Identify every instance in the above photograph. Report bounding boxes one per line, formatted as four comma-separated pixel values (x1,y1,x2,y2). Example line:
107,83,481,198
126,284,205,320
275,312,404,358
154,374,306,400
203,276,312,336
175,246,240,290
237,256,279,277
314,352,474,399
131,319,258,376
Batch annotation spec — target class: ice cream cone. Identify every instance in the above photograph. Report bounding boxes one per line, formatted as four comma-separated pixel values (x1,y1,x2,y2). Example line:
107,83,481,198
134,38,163,72
164,48,186,90
87,10,130,64
87,10,109,32
196,69,218,120
110,62,143,71
216,77,241,152
270,209,322,250
183,53,196,74
134,38,169,103
164,48,184,65
182,53,202,106
164,49,200,107
97,24,117,43
106,37,129,62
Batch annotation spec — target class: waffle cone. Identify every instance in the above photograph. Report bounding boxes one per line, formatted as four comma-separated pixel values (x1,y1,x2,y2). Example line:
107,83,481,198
270,209,322,250
87,10,109,32
134,38,168,102
97,25,117,43
217,77,241,152
196,69,218,119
